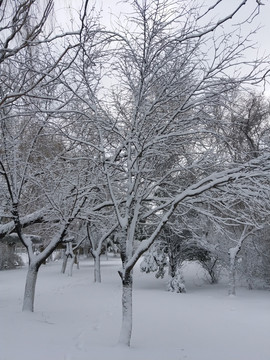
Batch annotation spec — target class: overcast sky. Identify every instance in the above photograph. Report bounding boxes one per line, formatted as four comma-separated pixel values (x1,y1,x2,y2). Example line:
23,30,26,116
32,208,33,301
55,0,269,50
54,0,270,93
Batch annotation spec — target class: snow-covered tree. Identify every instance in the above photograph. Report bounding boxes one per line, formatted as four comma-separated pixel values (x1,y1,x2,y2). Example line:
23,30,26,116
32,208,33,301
0,0,101,311
141,225,211,292
0,0,54,65
6,0,268,345
193,90,270,294
0,115,89,310
212,90,270,163
71,0,270,346
86,220,118,282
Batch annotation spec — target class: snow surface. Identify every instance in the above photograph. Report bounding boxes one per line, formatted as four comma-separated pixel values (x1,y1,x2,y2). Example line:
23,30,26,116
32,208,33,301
1,257,270,360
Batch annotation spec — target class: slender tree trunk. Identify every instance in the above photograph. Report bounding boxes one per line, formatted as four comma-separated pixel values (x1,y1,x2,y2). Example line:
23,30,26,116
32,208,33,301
228,248,237,296
61,254,68,274
118,271,133,347
105,241,109,260
228,226,251,296
93,253,101,283
22,262,40,312
208,258,219,284
75,253,80,269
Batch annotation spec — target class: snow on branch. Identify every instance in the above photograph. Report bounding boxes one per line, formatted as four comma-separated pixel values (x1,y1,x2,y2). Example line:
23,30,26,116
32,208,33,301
0,208,48,239
124,152,270,274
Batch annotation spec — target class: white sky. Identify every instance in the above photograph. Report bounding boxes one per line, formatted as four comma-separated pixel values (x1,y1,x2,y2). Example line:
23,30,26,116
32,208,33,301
54,0,270,50
54,0,270,93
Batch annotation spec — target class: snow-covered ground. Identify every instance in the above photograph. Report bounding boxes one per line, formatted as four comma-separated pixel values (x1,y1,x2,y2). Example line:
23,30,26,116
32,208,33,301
1,257,270,360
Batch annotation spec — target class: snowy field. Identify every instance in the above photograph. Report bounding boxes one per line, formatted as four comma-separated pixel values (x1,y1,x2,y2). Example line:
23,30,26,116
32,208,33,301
1,257,270,360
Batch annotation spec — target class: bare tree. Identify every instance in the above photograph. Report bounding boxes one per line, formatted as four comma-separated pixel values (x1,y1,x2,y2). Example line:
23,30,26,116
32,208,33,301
214,90,270,162
0,0,102,311
0,113,89,311
22,0,270,345
66,0,270,346
0,0,53,64
227,225,257,296
86,221,118,282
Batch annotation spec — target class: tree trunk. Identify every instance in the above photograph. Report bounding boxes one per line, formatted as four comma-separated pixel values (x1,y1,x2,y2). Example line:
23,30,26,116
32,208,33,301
228,249,237,296
75,253,80,269
228,227,251,296
61,254,68,274
168,253,177,277
168,266,186,293
118,271,133,347
93,253,101,283
68,255,75,277
22,262,39,312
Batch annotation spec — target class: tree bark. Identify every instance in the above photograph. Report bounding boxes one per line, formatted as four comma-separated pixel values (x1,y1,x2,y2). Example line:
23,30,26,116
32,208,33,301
228,249,237,296
93,253,101,283
68,255,75,277
22,262,40,312
118,271,133,347
61,254,68,274
75,253,80,269
228,226,252,295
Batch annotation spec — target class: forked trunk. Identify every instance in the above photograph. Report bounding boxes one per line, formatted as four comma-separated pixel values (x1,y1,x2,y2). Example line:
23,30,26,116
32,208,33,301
22,263,40,312
118,271,133,347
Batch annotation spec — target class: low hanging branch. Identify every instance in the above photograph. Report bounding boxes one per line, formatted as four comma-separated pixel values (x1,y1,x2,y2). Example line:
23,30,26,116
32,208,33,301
123,153,270,277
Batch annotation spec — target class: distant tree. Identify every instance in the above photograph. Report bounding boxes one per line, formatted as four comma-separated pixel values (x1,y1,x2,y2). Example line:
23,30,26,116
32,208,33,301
215,91,270,162
195,90,270,294
0,235,24,270
246,225,270,288
141,226,211,292
86,220,118,282
227,225,257,295
60,236,85,277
